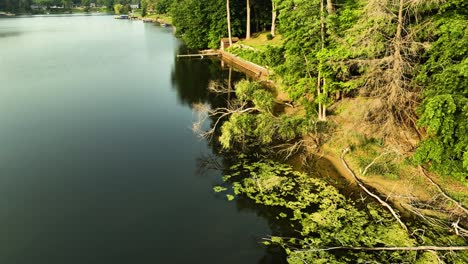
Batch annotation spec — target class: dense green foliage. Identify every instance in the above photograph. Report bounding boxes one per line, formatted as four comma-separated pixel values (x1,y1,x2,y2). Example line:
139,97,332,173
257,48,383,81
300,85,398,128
215,159,468,263
141,0,171,15
149,0,274,49
0,0,33,12
216,80,314,152
170,0,227,49
226,45,285,68
414,3,468,181
165,0,468,181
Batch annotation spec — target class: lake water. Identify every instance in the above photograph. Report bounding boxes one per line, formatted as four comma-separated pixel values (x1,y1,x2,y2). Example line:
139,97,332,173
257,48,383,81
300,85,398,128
0,15,285,264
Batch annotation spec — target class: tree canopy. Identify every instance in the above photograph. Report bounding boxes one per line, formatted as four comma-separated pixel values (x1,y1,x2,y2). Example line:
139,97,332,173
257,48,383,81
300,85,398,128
170,0,467,181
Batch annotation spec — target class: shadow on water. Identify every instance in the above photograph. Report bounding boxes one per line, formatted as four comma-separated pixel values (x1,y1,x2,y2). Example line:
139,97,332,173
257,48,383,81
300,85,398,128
0,31,22,38
171,45,245,107
172,45,288,263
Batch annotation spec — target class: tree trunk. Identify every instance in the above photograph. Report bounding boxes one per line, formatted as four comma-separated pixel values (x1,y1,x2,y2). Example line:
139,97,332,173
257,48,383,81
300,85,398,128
228,67,232,107
322,79,327,120
318,0,326,121
393,0,404,81
246,0,251,39
317,71,322,120
271,1,277,36
227,0,232,46
326,0,334,14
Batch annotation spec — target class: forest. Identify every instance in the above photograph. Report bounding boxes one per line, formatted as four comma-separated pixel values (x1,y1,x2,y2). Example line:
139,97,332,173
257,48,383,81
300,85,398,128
165,0,468,182
168,0,468,262
1,0,467,262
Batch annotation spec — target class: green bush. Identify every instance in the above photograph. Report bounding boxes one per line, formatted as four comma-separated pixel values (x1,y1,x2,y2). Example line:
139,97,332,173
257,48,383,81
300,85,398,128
266,33,274,40
226,45,285,68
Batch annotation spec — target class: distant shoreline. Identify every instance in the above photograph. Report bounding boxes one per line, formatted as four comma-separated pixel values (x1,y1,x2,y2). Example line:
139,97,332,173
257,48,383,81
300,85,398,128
0,13,113,18
0,7,114,17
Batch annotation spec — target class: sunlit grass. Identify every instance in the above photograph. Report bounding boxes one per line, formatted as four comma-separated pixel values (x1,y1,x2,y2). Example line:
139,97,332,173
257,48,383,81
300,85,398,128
144,14,172,24
237,32,284,50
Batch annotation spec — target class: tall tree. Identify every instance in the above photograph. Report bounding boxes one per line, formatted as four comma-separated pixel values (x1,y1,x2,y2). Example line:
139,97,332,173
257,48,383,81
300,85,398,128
317,0,335,120
317,0,326,120
414,0,468,180
172,0,227,49
270,0,277,36
226,0,232,45
246,0,251,39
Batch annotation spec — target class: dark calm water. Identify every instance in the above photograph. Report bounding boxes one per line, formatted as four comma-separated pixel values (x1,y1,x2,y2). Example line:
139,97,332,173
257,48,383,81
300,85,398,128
0,15,284,264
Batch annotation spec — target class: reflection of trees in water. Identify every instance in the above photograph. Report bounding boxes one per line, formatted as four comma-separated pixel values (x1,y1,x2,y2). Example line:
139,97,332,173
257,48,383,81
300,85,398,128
197,154,290,263
171,45,245,108
182,55,288,262
197,146,293,264
235,197,289,264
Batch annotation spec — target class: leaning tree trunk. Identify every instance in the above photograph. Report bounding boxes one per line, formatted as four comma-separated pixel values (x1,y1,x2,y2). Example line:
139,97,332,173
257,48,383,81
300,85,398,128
227,0,232,45
246,0,251,39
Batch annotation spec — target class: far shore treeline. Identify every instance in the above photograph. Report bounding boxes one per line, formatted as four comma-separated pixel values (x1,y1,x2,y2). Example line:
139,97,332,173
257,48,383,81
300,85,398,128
0,0,139,13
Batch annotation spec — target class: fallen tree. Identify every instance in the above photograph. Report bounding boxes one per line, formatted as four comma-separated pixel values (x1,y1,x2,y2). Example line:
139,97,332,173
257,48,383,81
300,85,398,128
341,148,408,232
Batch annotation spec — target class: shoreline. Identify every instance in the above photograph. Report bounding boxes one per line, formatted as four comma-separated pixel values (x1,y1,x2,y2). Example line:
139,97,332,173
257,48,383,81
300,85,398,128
215,47,468,227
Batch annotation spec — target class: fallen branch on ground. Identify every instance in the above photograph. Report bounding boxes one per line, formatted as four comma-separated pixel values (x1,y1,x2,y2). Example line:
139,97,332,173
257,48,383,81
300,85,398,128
418,165,468,216
341,148,408,232
361,149,392,176
294,245,468,252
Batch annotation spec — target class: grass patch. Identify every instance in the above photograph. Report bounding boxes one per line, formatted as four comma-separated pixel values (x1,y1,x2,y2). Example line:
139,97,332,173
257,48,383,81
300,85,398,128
144,13,172,24
237,32,284,50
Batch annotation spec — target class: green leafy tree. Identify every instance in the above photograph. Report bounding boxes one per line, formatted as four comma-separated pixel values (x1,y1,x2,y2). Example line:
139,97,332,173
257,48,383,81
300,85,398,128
113,3,123,13
195,80,314,155
62,0,72,9
275,0,325,117
171,0,227,49
414,2,468,181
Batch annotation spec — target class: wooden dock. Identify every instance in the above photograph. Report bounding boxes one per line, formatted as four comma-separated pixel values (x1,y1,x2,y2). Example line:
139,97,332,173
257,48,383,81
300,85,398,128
176,53,219,58
176,49,270,79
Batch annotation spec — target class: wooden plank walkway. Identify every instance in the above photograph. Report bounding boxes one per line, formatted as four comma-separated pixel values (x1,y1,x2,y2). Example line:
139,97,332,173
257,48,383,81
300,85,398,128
176,53,219,58
175,49,270,79
219,50,269,78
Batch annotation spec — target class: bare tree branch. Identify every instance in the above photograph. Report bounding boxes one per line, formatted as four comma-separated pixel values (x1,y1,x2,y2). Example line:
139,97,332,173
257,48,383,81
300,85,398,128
192,102,257,140
361,149,393,176
419,166,468,216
